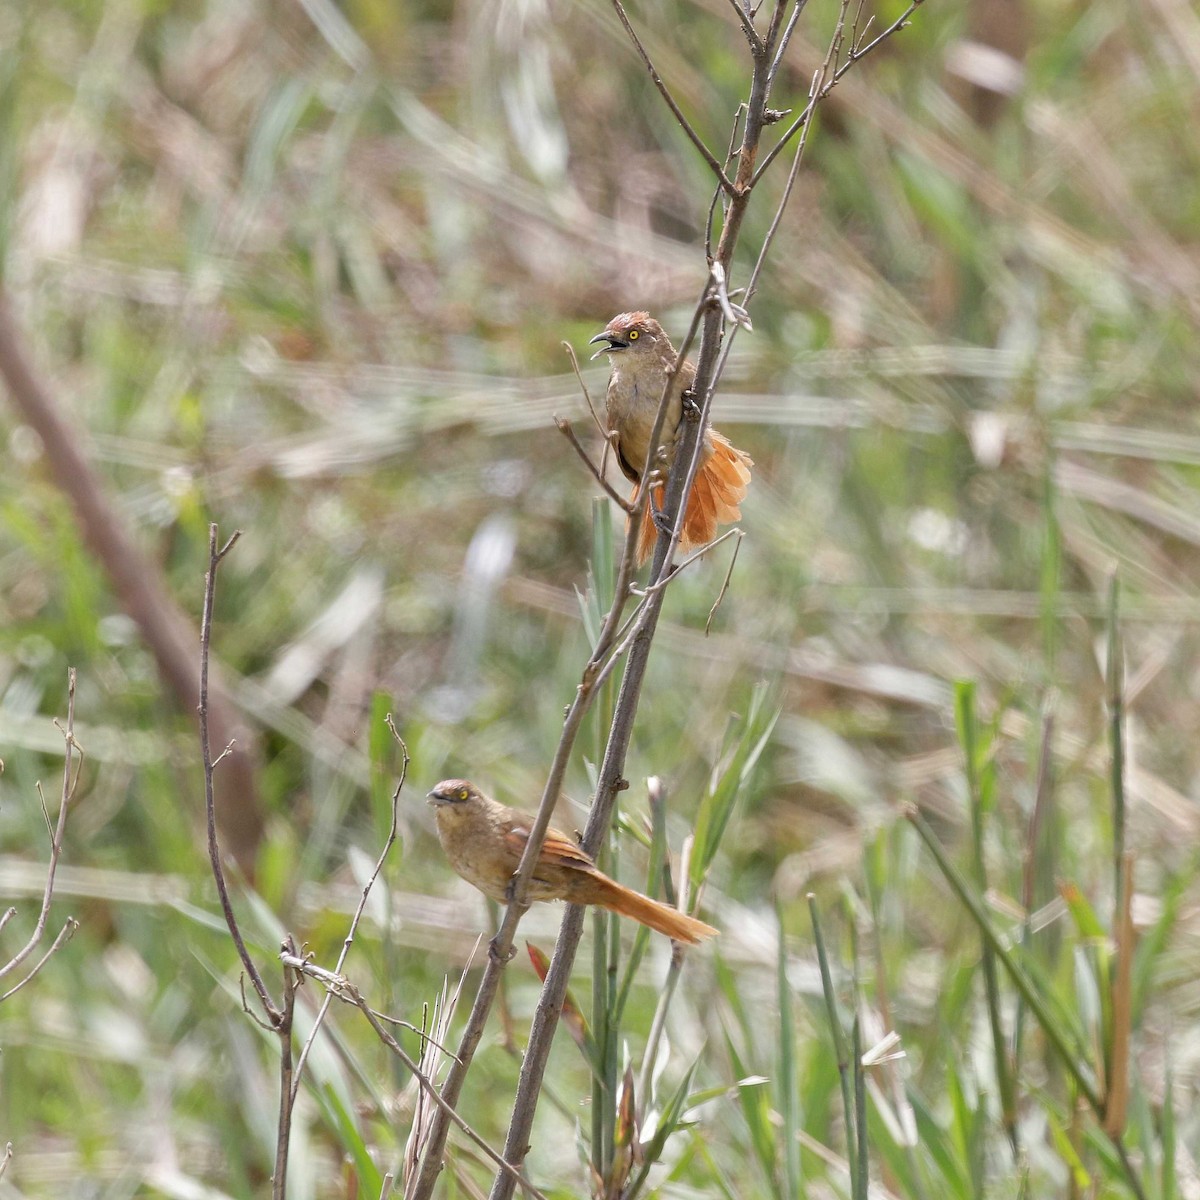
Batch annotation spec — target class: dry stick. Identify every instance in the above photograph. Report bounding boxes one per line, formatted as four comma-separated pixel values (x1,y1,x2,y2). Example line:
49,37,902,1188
555,418,634,512
707,0,893,399
632,526,744,599
706,103,747,260
608,0,736,195
705,530,745,635
750,0,923,186
768,0,807,86
0,294,263,872
289,719,410,1107
0,918,79,1002
488,2,928,1190
200,525,280,1026
283,962,552,1200
0,669,80,984
274,954,300,1193
561,340,609,443
726,0,765,52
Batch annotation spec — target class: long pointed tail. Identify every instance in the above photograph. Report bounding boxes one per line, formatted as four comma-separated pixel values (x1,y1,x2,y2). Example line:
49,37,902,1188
586,874,718,944
631,430,752,565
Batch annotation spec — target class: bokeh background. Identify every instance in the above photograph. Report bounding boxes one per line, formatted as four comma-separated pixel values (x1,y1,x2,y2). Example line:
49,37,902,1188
1,0,1199,1194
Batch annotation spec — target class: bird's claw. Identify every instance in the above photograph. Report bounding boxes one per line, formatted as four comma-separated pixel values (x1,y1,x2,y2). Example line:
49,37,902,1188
681,388,701,419
651,506,674,535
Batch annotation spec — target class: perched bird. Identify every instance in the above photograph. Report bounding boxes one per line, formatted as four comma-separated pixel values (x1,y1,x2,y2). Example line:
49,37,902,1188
589,311,752,565
427,779,718,944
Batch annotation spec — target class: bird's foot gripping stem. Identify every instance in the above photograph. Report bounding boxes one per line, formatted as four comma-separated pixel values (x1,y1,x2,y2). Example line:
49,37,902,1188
651,503,675,536
680,387,701,419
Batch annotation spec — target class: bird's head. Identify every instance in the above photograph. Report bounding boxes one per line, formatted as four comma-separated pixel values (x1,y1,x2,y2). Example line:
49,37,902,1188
589,311,665,361
427,779,483,808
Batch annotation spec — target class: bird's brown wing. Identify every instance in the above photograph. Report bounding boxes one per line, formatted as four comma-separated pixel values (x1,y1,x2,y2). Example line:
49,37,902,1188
615,440,641,485
502,820,597,874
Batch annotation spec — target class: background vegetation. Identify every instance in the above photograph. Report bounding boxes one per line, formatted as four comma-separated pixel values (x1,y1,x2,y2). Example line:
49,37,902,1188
1,0,1198,1195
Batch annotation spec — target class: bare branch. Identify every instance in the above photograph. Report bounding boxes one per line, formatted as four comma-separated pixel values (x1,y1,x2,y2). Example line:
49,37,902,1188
726,0,764,52
556,418,634,513
273,944,300,1198
768,0,807,85
706,530,745,635
199,523,281,1026
561,340,608,442
290,723,410,1104
707,104,747,260
751,0,920,186
0,669,80,984
0,918,79,1001
608,0,736,195
282,956,550,1200
742,35,841,311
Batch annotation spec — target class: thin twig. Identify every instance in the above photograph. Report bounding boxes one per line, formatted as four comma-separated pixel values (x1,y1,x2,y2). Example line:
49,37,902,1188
751,0,921,186
706,530,745,634
290,720,410,1105
707,104,747,259
0,918,79,1001
285,956,462,1061
608,0,736,194
273,947,299,1197
725,0,764,53
630,526,745,599
556,419,634,512
706,10,849,401
0,669,80,984
561,340,608,442
334,975,551,1200
768,0,807,85
711,261,753,329
199,524,281,1026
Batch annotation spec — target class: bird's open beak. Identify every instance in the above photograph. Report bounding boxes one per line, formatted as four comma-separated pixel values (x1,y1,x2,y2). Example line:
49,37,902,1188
589,331,628,360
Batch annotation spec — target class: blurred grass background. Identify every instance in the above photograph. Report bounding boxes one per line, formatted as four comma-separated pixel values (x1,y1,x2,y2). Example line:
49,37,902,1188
2,0,1199,1194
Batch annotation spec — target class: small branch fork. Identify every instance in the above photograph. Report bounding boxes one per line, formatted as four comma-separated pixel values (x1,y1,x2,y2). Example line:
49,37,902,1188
608,0,736,194
0,669,81,1000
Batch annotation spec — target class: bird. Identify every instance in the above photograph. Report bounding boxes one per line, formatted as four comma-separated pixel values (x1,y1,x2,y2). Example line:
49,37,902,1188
589,311,752,565
427,779,718,944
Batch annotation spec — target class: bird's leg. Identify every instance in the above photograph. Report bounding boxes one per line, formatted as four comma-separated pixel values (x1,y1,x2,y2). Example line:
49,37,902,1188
645,466,674,534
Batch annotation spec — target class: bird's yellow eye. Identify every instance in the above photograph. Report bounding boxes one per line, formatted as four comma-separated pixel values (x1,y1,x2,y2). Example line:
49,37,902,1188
458,787,469,801
628,329,639,340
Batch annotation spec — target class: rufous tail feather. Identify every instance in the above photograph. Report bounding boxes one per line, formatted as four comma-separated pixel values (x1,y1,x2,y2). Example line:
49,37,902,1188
589,875,718,944
630,431,753,565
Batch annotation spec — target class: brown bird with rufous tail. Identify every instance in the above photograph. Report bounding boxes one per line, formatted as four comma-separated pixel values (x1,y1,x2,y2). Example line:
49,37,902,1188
427,780,717,945
590,311,752,565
